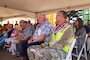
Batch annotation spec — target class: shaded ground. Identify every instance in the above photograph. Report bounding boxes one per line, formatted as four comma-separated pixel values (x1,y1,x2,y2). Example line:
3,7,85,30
0,46,90,60
0,46,20,60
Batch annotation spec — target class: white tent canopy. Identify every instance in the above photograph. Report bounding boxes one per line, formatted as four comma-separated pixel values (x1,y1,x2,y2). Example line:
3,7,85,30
0,7,35,18
0,0,90,12
0,7,36,22
0,0,90,19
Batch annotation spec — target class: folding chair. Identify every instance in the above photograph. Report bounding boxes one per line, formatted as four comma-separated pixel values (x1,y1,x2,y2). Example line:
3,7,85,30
64,39,76,60
72,34,88,60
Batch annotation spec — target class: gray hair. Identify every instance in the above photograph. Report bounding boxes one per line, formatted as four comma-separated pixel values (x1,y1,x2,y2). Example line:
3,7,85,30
59,11,67,19
37,14,46,18
20,20,27,23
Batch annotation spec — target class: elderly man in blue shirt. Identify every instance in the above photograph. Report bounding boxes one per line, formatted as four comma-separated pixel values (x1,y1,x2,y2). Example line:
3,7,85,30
28,14,52,45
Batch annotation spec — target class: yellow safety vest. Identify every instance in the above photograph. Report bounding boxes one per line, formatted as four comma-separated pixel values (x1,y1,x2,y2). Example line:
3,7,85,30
63,36,74,52
49,24,74,52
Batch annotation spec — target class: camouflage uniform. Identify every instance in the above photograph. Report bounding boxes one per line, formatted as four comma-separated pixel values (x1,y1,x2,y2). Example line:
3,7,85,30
27,24,74,60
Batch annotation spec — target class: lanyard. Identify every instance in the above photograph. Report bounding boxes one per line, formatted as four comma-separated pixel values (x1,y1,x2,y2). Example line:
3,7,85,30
53,22,69,34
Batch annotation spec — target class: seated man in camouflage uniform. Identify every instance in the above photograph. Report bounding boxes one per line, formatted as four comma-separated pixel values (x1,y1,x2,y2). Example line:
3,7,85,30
27,11,75,60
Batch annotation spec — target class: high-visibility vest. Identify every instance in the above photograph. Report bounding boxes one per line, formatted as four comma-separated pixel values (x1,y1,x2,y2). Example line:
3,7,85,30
49,24,74,52
63,36,74,52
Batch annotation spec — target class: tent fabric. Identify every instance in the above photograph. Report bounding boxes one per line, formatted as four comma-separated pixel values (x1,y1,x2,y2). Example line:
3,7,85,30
0,7,35,19
0,0,90,19
0,0,90,12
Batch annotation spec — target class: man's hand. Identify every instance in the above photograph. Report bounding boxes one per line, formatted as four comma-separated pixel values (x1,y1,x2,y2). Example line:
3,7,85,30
28,39,33,44
75,36,78,39
15,40,19,44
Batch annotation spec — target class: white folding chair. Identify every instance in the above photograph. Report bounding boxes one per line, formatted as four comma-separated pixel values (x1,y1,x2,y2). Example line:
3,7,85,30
72,34,88,60
64,39,76,60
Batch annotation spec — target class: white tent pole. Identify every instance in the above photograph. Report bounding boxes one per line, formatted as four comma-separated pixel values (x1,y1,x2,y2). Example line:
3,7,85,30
0,18,2,26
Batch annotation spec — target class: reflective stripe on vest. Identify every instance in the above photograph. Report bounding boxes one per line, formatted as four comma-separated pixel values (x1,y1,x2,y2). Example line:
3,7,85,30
63,36,74,52
49,24,70,46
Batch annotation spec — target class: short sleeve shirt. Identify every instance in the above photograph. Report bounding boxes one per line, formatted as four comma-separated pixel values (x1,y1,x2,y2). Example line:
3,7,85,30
33,20,52,41
22,24,35,37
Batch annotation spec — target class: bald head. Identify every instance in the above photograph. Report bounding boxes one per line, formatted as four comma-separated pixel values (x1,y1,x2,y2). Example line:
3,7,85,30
37,14,46,18
37,14,46,24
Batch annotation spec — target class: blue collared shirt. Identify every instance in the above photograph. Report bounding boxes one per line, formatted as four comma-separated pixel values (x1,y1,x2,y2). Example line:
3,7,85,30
33,20,52,41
